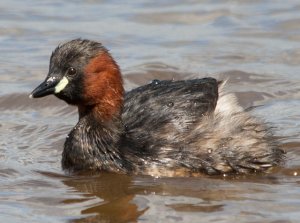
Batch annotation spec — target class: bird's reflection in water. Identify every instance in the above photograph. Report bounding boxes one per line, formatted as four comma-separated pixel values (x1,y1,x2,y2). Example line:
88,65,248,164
62,173,148,223
40,169,286,223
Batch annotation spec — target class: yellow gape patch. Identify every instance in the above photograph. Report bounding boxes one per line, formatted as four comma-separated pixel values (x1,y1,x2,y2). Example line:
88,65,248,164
55,77,69,93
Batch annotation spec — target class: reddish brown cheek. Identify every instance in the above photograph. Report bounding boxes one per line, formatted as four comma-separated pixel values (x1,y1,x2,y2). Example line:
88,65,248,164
83,53,124,119
83,72,105,103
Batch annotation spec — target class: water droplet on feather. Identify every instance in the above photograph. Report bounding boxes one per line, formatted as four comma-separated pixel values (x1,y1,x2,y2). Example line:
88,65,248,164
151,79,160,85
167,102,174,107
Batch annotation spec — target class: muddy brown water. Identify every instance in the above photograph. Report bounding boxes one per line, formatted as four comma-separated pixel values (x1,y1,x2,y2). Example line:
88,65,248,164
1,0,300,222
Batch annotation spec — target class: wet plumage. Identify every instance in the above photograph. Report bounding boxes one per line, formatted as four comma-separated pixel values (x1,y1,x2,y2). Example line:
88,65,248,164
30,39,284,177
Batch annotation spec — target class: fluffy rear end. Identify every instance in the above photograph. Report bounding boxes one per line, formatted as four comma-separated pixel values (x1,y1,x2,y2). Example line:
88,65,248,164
201,81,284,174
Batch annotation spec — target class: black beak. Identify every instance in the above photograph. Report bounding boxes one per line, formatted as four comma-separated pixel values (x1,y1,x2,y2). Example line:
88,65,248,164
29,75,60,98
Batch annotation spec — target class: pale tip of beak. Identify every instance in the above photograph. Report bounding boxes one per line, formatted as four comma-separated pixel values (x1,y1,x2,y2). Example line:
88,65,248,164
29,94,33,99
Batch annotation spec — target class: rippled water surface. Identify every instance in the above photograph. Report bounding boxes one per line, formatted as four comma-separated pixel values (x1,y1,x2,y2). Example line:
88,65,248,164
1,0,300,222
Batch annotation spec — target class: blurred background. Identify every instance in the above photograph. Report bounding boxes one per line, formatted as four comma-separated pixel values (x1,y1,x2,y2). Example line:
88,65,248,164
0,0,300,222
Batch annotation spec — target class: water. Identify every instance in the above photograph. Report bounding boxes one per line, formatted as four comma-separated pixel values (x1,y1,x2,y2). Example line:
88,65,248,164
1,0,300,222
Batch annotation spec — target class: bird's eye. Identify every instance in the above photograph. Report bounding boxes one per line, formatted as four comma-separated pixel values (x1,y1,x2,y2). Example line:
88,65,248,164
67,67,76,76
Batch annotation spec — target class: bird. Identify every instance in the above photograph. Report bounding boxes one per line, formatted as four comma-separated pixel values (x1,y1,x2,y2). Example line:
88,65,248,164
30,39,284,177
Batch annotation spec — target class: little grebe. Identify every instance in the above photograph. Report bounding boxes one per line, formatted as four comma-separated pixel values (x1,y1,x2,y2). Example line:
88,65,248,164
30,39,284,176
